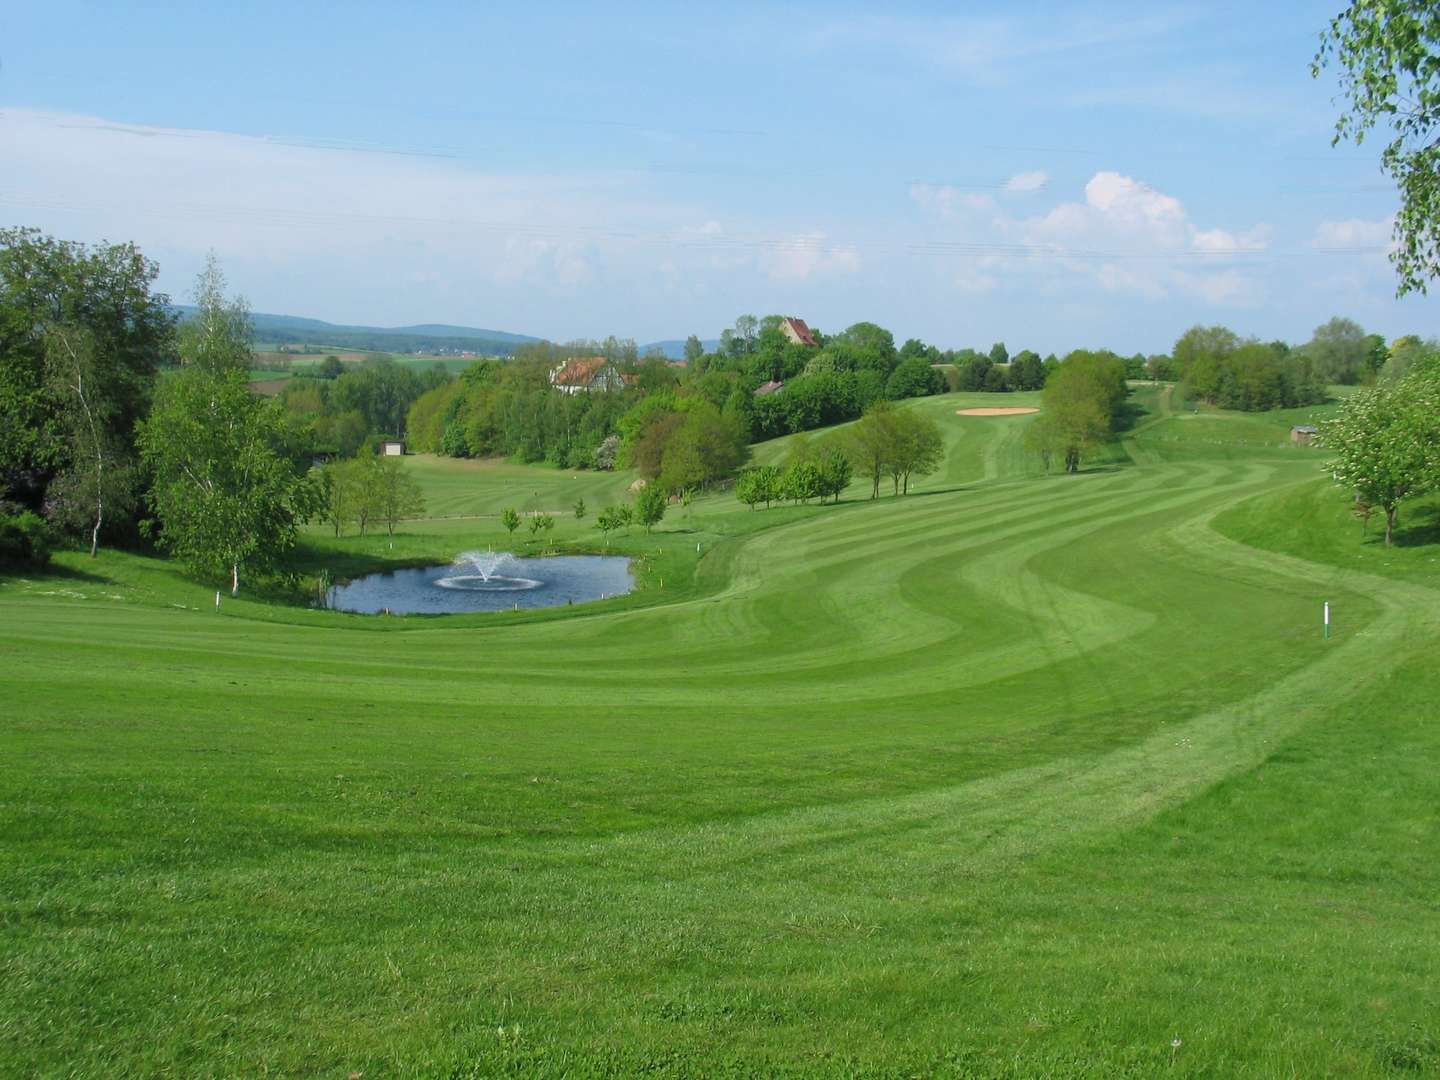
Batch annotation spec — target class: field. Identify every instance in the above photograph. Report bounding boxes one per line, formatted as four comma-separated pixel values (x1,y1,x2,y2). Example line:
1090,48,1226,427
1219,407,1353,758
248,351,481,394
4,392,1439,1076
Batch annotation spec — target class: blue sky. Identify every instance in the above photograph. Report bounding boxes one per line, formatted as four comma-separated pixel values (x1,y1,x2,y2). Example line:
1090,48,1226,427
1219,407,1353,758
3,1,1433,353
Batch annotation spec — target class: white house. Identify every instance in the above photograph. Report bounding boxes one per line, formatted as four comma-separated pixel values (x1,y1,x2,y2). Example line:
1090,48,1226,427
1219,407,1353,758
550,357,629,394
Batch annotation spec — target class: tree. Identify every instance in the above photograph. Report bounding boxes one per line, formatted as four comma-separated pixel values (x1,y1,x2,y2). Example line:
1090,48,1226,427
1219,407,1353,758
1024,352,1126,473
844,401,901,499
1025,396,1110,473
1010,351,1046,391
735,464,783,509
178,253,253,374
1304,317,1374,385
528,512,555,543
501,507,521,540
1,228,174,512
683,335,705,363
594,434,620,470
1314,3,1440,294
888,410,945,494
1381,335,1439,382
318,355,345,379
1321,369,1440,545
988,341,1009,365
634,484,667,532
781,460,824,503
834,322,898,374
574,497,587,520
815,442,853,503
899,337,940,363
322,459,363,537
596,505,624,542
332,359,424,437
138,367,315,594
734,315,759,354
373,456,425,536
44,325,124,557
1173,324,1240,402
885,356,944,399
957,356,994,392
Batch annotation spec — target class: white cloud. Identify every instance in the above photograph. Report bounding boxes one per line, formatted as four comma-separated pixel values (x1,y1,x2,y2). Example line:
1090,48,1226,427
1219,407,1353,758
805,11,1194,87
910,183,994,219
762,233,862,281
1094,262,1167,299
1190,225,1272,253
1172,269,1258,306
952,255,1003,294
1022,171,1186,252
1011,171,1268,303
1004,170,1048,194
1311,217,1394,250
0,107,868,329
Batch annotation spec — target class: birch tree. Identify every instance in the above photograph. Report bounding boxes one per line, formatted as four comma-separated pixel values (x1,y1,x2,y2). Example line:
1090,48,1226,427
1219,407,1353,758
43,325,129,557
138,368,314,594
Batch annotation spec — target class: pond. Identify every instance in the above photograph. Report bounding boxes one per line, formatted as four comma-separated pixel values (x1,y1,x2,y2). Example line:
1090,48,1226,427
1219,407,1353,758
326,551,633,615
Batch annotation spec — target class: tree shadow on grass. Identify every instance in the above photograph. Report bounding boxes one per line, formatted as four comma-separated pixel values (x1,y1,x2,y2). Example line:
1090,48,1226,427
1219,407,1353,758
891,484,974,500
1,561,113,585
1113,400,1149,433
1393,505,1440,548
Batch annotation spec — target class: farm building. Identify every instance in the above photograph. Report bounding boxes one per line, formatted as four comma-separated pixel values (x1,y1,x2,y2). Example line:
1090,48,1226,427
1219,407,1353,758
1291,425,1318,446
754,380,785,397
550,357,627,394
779,317,818,347
380,440,406,456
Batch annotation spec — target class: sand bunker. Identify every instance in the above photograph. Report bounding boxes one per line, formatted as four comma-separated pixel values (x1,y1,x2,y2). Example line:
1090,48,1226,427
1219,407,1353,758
955,407,1039,416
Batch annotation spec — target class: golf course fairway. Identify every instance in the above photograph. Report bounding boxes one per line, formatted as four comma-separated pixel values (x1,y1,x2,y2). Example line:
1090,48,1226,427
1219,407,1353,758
3,392,1438,1077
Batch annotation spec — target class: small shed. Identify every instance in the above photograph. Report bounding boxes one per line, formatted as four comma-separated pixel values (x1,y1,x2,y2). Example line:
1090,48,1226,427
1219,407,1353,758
381,440,406,456
1290,425,1318,446
754,380,785,397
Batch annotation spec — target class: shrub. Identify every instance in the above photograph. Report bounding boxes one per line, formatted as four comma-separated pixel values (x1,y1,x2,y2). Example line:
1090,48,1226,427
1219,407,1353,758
0,511,54,569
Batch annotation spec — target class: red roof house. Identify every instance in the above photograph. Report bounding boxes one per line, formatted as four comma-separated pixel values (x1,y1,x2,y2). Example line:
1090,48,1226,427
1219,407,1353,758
779,317,818,348
549,357,627,394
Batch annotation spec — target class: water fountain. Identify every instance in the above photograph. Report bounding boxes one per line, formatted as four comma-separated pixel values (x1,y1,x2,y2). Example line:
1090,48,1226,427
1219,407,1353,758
435,551,543,592
326,550,634,615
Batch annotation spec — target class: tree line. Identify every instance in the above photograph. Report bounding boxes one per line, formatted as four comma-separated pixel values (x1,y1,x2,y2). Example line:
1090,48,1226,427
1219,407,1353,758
0,231,428,591
736,401,943,507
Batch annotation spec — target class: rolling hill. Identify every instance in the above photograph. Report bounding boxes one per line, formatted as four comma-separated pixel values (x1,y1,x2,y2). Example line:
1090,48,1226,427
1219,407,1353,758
172,305,542,356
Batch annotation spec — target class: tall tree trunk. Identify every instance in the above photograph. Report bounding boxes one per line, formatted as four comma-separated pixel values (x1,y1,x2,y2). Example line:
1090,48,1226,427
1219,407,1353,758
1385,504,1397,547
90,496,102,559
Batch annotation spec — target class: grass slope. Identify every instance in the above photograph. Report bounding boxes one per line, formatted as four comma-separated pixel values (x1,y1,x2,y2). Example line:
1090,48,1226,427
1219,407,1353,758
2,393,1438,1076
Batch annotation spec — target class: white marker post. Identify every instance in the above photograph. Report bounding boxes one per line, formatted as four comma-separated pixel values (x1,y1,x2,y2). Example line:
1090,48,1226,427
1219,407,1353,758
1324,600,1330,640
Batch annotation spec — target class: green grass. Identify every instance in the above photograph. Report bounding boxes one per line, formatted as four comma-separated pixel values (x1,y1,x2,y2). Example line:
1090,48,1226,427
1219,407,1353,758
3,392,1439,1076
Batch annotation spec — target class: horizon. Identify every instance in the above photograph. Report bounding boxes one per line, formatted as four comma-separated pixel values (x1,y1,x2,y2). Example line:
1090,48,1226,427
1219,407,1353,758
4,1,1436,353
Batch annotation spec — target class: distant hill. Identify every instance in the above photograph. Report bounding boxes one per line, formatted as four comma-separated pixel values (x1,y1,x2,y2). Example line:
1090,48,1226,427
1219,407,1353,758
642,338,720,361
172,306,542,357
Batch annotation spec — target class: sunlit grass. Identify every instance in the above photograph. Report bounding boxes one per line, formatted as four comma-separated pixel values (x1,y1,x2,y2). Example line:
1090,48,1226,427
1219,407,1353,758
2,392,1438,1075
